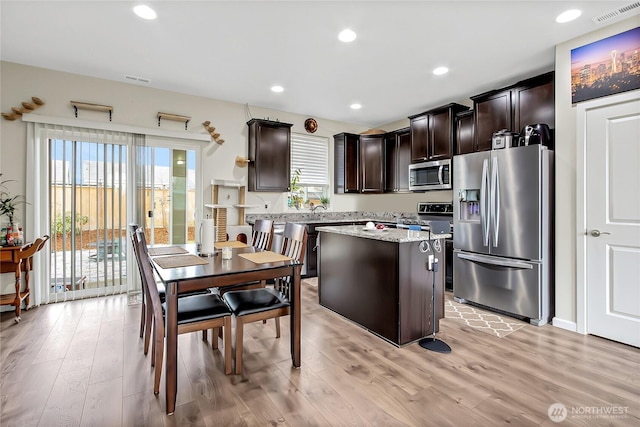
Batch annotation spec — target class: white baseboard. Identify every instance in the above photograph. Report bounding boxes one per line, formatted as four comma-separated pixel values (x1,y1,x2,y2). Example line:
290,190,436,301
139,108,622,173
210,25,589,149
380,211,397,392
552,317,578,332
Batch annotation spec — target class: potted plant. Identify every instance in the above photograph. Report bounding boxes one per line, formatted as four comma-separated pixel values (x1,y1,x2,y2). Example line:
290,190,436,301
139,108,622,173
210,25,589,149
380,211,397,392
289,168,303,209
320,196,330,208
0,174,27,226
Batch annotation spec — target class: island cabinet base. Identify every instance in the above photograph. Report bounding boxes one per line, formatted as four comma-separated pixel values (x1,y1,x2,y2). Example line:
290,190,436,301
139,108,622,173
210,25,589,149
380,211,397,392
318,231,444,346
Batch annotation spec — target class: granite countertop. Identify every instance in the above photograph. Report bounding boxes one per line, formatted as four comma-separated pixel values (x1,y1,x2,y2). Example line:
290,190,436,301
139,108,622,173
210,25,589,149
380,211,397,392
245,211,415,226
316,225,451,243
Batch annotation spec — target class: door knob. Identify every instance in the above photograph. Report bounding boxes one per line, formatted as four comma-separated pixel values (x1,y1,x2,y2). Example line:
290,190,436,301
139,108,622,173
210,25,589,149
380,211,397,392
589,230,610,237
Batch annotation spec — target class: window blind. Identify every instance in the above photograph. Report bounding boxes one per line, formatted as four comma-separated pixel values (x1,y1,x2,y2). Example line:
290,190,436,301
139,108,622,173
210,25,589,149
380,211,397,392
290,133,329,186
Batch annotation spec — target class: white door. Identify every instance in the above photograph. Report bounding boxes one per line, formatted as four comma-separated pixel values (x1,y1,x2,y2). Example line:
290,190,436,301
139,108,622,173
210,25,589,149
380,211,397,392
585,94,640,347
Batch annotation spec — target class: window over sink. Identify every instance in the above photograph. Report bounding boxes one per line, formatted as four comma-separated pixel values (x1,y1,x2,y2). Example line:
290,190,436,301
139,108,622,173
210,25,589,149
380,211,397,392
289,133,329,210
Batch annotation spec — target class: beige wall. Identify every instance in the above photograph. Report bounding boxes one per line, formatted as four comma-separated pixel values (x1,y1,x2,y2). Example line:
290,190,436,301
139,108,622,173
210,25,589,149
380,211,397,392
0,61,444,295
553,17,639,326
0,61,447,224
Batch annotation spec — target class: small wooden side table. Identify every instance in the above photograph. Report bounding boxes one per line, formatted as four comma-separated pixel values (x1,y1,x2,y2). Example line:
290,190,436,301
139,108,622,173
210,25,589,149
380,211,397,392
0,236,49,322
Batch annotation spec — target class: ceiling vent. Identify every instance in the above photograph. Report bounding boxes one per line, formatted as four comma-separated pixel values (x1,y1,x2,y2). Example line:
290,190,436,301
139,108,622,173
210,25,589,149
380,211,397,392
124,75,151,84
592,2,640,23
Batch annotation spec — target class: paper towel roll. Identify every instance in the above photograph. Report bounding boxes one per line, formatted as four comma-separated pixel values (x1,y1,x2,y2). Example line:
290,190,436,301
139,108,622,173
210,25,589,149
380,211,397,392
201,219,215,254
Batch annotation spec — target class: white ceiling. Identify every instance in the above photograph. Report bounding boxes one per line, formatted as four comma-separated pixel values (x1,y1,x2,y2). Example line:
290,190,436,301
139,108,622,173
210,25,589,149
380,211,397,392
1,1,636,127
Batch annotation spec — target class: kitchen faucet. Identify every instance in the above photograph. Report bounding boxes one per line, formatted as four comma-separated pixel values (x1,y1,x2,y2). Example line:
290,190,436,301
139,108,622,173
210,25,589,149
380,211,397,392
310,204,327,213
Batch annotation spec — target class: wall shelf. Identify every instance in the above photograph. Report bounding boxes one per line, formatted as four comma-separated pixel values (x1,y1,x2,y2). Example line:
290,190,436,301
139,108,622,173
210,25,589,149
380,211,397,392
70,101,113,121
158,112,191,130
211,179,243,188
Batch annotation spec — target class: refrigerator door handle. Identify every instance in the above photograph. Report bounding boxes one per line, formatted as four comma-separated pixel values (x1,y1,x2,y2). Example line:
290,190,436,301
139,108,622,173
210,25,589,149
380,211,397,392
491,156,500,247
456,252,534,269
480,159,489,246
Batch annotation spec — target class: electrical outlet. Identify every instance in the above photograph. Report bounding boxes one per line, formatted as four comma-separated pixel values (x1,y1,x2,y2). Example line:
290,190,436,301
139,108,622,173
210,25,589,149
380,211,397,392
265,201,271,210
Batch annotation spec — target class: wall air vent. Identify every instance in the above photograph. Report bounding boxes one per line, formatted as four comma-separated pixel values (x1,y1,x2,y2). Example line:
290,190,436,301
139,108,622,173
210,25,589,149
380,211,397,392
592,2,640,23
124,75,151,84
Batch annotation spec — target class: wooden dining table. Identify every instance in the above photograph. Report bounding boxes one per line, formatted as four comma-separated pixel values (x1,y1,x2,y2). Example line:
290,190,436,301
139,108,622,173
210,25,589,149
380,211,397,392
149,243,302,415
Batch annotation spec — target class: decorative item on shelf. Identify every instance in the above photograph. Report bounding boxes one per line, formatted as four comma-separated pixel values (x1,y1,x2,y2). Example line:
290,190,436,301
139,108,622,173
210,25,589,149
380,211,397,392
70,101,113,121
203,121,225,144
304,118,318,133
2,97,45,121
157,112,191,130
235,156,250,168
360,128,387,135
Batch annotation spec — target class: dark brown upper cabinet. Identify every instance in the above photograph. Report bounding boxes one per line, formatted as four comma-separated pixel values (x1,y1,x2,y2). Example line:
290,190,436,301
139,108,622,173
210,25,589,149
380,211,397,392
409,103,469,162
359,134,384,193
334,133,360,193
473,90,511,152
429,103,470,160
247,118,293,192
471,71,554,152
512,73,555,134
384,128,411,192
455,110,475,155
409,114,429,162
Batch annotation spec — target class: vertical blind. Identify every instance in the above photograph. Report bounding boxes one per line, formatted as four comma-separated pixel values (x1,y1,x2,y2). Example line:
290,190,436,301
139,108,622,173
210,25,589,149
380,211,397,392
27,123,135,305
290,133,329,186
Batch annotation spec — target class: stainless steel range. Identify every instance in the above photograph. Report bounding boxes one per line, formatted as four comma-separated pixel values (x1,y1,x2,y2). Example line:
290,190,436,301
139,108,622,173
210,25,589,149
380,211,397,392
398,202,454,291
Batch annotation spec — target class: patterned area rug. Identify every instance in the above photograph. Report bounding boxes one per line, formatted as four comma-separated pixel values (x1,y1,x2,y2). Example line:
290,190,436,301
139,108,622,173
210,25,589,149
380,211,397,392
445,299,527,338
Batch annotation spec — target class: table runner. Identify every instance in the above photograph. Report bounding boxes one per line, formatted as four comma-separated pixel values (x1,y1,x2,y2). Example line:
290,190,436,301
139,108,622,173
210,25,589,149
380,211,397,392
154,254,209,269
148,246,189,256
215,241,249,249
238,251,292,264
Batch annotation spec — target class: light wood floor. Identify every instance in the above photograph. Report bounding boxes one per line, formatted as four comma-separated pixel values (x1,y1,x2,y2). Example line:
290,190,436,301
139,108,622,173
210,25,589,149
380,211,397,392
1,283,638,426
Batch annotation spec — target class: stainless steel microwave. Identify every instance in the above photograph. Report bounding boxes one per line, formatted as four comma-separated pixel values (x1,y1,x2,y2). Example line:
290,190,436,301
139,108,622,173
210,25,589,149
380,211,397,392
409,159,452,191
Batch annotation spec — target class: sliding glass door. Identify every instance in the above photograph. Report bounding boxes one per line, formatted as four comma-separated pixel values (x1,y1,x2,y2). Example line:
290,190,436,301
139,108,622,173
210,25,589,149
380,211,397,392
139,141,199,247
49,137,128,297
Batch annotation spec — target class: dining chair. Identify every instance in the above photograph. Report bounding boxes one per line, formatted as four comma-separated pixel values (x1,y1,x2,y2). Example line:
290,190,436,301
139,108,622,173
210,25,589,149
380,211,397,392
129,224,148,340
215,219,275,297
129,224,211,357
134,228,233,393
250,219,274,251
222,222,307,374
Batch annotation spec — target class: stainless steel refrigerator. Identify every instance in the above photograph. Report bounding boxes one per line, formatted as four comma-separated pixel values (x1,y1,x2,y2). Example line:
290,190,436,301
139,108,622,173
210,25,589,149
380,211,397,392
453,145,554,325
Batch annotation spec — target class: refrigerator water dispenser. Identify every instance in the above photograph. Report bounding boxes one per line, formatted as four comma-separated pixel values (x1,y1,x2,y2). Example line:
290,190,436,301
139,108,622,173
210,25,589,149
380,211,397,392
458,189,481,222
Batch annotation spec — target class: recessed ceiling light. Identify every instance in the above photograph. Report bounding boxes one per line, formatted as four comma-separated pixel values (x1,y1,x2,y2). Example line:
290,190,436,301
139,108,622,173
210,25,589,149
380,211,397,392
133,5,157,20
350,103,362,110
556,9,582,23
271,85,284,93
338,29,357,43
433,66,449,76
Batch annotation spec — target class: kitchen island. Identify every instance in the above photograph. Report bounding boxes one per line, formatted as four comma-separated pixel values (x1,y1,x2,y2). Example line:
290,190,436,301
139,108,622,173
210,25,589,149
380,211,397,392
316,225,450,346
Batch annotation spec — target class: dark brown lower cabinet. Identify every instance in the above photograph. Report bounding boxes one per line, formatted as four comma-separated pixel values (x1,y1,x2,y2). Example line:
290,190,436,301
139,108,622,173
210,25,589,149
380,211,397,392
318,231,444,346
